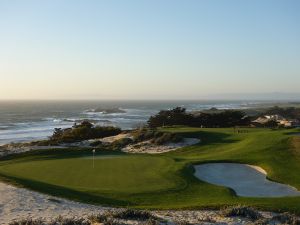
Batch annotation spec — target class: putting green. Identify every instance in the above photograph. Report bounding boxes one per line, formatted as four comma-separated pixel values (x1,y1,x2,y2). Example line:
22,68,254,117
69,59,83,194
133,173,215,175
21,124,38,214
0,153,184,194
1,127,300,213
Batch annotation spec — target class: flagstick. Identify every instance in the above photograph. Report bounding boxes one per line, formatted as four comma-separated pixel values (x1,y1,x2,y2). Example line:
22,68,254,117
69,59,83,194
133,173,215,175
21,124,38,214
92,149,95,168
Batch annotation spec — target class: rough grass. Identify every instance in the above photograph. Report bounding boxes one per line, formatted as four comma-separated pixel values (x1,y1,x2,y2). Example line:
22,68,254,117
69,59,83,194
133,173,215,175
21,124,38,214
291,136,300,156
1,127,300,213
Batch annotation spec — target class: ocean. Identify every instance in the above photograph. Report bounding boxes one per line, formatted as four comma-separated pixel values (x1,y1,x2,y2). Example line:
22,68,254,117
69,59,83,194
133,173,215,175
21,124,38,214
0,100,262,146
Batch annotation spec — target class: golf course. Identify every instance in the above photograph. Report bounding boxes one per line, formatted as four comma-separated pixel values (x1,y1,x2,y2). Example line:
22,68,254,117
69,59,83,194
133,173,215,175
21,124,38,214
1,127,300,213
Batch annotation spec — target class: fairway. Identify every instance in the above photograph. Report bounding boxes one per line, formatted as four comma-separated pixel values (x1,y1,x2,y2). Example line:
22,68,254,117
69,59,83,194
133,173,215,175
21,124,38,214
1,127,300,213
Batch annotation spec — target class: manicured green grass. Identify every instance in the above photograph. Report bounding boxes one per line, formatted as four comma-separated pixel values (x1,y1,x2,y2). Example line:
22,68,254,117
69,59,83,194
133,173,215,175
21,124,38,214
0,127,300,213
0,154,183,194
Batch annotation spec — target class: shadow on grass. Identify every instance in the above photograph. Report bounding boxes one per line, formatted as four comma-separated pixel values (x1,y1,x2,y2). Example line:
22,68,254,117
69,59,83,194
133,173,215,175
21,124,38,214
284,131,300,136
172,130,237,145
0,148,126,164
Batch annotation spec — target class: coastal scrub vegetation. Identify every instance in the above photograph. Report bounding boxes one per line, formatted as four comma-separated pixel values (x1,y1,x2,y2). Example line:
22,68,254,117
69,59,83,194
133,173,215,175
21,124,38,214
9,209,300,225
44,121,121,145
9,217,91,225
221,205,262,221
147,107,250,128
132,128,183,144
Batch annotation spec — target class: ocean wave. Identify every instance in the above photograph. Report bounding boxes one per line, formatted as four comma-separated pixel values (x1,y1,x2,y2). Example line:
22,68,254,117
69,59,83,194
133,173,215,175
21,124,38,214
0,125,10,130
62,118,111,123
43,118,63,123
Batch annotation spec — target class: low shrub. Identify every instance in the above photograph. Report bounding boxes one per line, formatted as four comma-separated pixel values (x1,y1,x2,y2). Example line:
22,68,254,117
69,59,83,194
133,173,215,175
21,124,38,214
111,138,133,149
272,212,300,225
132,129,183,145
47,198,62,203
9,217,91,225
151,132,183,145
49,121,121,144
132,129,158,142
143,219,160,225
89,210,157,224
111,209,156,221
50,216,91,225
174,220,194,225
90,140,102,147
221,205,262,221
253,218,270,225
89,213,119,225
9,219,45,225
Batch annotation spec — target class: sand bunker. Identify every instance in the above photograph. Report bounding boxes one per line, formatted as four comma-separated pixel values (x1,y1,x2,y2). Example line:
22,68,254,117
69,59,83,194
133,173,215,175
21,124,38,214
194,163,300,197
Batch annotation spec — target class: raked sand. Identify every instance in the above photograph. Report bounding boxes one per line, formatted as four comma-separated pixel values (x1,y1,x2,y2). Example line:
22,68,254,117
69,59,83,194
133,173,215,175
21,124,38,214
194,163,300,197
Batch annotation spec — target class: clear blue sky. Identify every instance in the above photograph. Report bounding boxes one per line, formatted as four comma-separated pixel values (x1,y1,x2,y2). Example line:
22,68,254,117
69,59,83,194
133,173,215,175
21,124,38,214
0,0,299,100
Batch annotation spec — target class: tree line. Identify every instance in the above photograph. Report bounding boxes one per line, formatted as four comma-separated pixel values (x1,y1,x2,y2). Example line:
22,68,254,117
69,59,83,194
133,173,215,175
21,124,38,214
147,107,250,128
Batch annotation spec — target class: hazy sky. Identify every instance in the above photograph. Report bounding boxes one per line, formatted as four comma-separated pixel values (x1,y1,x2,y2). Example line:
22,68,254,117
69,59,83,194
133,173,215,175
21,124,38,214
0,0,299,100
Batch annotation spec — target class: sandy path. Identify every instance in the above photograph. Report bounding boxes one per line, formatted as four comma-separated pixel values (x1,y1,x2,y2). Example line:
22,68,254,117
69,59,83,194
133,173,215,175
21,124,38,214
194,163,300,197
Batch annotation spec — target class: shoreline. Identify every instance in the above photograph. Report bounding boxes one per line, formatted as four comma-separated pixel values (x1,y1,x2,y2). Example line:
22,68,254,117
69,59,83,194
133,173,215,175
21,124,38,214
1,100,297,147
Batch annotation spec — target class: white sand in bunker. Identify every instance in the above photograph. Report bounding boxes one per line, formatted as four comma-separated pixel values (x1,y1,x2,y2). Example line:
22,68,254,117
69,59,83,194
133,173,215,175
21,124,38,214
194,163,300,197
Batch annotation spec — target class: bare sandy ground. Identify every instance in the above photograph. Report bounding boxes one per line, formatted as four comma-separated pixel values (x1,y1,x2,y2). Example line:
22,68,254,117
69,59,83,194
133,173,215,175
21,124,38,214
122,138,200,154
0,182,108,224
0,134,200,157
99,133,133,143
194,163,300,197
99,134,201,154
0,181,275,224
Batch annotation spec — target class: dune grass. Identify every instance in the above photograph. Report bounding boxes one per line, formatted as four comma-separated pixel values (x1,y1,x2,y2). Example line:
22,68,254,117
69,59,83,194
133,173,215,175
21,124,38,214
0,127,300,213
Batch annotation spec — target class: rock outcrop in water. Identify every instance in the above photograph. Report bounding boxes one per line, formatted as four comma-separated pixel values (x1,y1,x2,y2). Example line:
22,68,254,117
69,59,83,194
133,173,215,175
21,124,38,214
87,107,126,114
